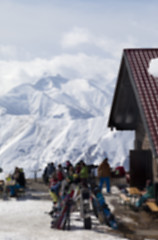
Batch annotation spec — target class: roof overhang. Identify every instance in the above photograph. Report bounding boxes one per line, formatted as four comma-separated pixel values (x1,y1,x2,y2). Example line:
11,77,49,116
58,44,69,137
108,54,140,130
108,48,158,158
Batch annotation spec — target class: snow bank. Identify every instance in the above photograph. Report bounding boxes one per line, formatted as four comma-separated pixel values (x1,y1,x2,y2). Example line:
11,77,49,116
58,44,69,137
0,199,129,240
148,58,158,77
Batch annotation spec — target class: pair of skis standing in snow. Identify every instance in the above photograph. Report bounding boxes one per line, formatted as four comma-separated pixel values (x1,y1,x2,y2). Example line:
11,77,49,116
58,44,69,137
49,175,118,230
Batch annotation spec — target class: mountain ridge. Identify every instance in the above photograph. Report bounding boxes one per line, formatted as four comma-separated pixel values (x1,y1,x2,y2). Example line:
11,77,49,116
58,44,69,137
0,74,134,178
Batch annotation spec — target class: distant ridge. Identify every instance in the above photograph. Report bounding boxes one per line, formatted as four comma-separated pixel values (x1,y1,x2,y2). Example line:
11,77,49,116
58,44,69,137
0,74,134,178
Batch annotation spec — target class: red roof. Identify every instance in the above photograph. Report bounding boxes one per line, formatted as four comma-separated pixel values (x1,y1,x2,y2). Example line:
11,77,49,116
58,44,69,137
124,49,158,155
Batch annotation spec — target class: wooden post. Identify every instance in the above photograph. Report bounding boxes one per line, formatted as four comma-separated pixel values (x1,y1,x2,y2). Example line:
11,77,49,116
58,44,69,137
32,169,41,182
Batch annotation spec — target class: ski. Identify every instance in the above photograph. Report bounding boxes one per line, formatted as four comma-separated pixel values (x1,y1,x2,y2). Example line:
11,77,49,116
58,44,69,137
51,189,74,230
80,187,92,229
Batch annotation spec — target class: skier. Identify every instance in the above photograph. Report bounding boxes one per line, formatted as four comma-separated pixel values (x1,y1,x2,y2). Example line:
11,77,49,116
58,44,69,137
98,158,111,194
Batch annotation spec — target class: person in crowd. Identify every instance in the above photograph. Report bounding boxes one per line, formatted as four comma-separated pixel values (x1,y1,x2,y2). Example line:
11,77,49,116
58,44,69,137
114,166,126,177
64,160,73,175
135,179,155,209
49,172,61,205
59,165,75,201
75,162,82,174
43,162,56,184
79,160,88,179
66,165,74,183
0,168,4,194
8,167,26,197
98,157,111,194
79,160,89,186
56,164,65,182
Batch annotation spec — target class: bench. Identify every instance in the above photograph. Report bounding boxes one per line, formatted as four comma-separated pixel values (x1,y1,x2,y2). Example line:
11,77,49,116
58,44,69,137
126,187,141,195
119,193,130,206
126,187,142,205
145,201,158,213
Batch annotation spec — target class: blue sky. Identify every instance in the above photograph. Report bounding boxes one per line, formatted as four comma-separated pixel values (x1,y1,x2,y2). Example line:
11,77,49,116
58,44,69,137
0,0,158,94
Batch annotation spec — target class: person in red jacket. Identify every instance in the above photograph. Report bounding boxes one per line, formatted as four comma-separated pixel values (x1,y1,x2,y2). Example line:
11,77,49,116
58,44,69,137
57,164,65,181
114,166,126,177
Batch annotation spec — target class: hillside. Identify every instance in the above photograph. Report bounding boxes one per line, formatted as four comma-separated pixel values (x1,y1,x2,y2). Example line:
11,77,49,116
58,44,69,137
0,74,134,178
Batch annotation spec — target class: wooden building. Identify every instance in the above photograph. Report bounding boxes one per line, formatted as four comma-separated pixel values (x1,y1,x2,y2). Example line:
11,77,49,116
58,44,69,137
108,49,158,198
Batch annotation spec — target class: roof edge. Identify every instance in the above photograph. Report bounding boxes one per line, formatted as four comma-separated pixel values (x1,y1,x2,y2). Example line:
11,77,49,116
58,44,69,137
124,51,158,157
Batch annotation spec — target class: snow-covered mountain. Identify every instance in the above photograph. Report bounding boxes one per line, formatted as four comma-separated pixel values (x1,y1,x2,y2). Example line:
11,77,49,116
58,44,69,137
0,74,134,178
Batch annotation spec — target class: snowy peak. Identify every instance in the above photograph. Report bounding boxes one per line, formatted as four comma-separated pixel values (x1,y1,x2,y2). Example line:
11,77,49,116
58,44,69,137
33,75,68,91
0,84,33,115
0,74,134,178
0,75,108,118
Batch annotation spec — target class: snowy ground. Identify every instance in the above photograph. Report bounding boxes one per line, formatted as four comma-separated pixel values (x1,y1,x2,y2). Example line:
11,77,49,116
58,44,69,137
0,198,129,240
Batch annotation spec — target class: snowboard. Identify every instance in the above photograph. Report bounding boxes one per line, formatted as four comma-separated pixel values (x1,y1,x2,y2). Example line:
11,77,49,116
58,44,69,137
92,187,118,229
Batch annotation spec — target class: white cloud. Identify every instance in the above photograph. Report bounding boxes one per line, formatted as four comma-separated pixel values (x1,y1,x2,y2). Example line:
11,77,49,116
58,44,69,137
0,26,137,97
52,53,118,80
0,53,118,96
61,27,90,48
61,27,137,61
95,36,137,59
